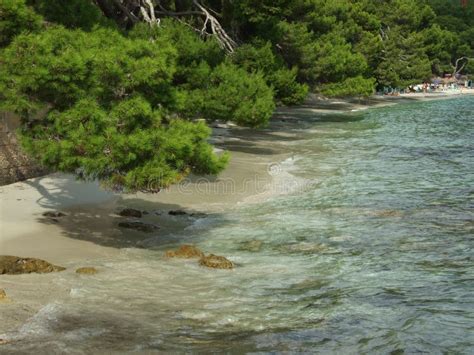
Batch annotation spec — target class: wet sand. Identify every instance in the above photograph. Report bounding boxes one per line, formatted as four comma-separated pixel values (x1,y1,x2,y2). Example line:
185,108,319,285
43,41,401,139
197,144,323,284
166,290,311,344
0,139,283,335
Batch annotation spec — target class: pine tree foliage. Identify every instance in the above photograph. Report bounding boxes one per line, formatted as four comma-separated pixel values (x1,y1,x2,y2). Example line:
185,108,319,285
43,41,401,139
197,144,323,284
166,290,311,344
0,26,228,192
0,0,473,191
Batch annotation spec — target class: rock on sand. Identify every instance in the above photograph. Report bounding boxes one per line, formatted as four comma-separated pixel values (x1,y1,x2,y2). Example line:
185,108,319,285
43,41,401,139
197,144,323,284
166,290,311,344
0,255,66,275
76,267,99,275
199,254,234,269
165,245,204,258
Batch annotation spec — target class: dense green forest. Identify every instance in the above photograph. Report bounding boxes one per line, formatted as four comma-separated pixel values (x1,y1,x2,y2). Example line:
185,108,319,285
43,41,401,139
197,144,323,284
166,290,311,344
0,0,473,192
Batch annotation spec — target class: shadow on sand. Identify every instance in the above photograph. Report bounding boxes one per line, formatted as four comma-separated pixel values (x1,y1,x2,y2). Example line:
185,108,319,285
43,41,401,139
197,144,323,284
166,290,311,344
23,100,374,251
25,175,227,251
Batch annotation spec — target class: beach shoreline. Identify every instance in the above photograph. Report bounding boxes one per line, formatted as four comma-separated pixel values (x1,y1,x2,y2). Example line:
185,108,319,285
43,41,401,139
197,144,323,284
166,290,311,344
1,90,473,337
2,89,474,262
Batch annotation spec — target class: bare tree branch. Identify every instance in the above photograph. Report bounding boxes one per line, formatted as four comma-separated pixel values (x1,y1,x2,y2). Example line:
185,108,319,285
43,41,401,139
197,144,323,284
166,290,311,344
191,0,236,53
452,56,473,76
93,0,237,52
155,0,236,52
111,0,140,24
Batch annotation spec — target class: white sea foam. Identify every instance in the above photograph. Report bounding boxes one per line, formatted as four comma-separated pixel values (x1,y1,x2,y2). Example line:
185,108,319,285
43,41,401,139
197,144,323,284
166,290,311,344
242,155,316,204
17,303,61,338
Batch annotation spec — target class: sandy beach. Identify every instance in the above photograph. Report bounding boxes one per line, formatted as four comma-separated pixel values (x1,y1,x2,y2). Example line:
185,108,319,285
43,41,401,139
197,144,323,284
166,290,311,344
1,89,473,342
2,89,473,261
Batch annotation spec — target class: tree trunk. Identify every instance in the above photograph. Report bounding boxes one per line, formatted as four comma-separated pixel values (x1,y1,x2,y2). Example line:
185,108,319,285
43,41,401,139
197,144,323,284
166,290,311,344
175,0,192,12
94,0,117,21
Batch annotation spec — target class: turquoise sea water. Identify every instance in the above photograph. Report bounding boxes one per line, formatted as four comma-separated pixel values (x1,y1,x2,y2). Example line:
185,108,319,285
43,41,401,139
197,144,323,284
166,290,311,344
3,97,474,353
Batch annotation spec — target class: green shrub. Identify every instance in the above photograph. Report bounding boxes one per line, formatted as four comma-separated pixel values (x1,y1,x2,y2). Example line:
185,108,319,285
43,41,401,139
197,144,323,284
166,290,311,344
231,42,277,74
201,63,275,127
131,21,276,127
0,26,228,192
130,20,224,88
0,0,42,47
27,0,111,31
268,68,308,105
321,76,375,97
231,42,308,105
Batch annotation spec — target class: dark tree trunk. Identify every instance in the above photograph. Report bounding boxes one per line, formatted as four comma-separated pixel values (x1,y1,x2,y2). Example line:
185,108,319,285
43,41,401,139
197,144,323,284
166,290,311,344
94,0,117,20
175,0,192,12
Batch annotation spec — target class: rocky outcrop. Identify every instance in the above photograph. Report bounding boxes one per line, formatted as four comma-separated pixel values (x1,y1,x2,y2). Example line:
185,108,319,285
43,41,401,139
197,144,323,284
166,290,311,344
0,289,10,303
118,221,159,233
0,111,48,185
42,211,66,218
165,245,204,259
164,245,234,269
118,208,143,218
168,210,187,216
199,254,234,269
76,267,98,275
0,256,66,275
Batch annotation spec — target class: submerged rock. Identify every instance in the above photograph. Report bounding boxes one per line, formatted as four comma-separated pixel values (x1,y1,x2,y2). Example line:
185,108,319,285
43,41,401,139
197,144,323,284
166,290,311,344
165,245,204,259
76,267,98,275
42,211,66,218
0,256,66,275
169,210,187,216
118,221,159,233
239,240,263,252
118,208,143,218
279,242,328,254
199,254,234,269
0,289,10,303
371,209,403,218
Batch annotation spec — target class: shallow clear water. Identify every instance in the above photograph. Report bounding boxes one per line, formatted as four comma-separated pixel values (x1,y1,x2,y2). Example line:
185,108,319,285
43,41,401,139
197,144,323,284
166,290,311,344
4,97,474,353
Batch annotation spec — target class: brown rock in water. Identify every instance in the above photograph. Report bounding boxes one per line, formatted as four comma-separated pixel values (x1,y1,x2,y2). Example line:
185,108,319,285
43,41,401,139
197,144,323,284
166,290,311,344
118,221,159,233
118,208,143,218
239,240,263,252
165,245,204,259
372,210,403,218
0,289,10,303
0,256,66,275
42,211,66,218
76,267,98,275
0,339,10,345
199,254,234,269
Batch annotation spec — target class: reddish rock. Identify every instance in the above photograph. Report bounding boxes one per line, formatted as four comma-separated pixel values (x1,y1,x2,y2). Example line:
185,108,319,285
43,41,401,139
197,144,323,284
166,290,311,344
0,255,65,275
76,267,98,275
199,254,234,269
165,245,204,259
